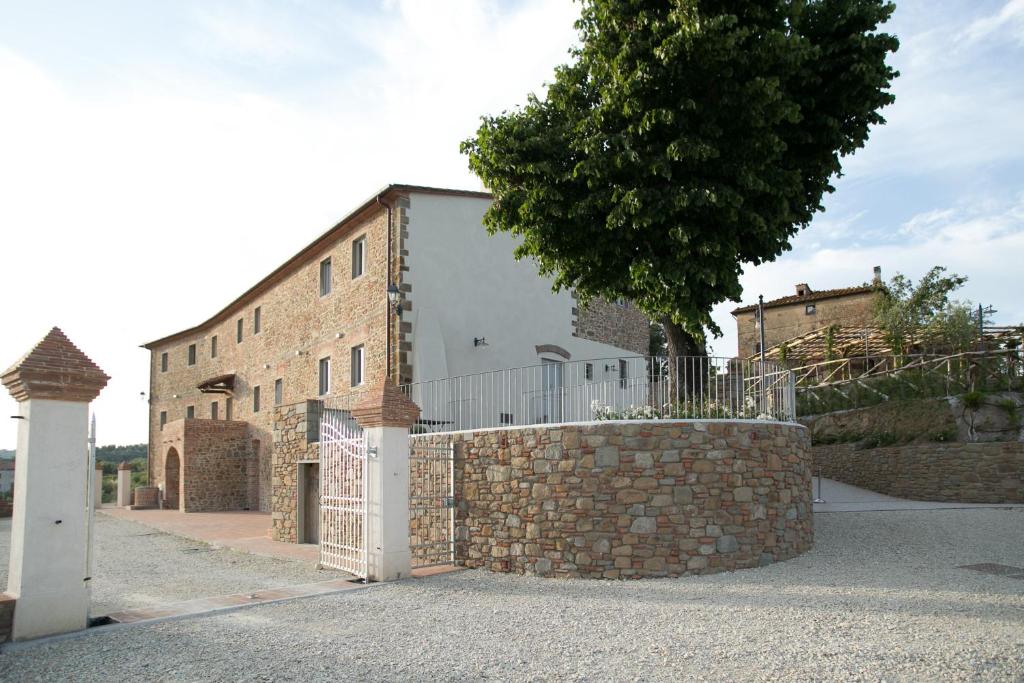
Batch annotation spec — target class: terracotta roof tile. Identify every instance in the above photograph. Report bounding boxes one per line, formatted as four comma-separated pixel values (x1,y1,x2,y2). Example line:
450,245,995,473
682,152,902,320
731,285,875,315
2,327,110,402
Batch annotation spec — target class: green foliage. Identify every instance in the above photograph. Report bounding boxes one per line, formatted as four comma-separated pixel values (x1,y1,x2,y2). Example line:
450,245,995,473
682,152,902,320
962,391,984,411
798,354,1024,415
461,0,898,338
873,266,972,356
96,443,147,464
648,321,668,357
777,341,789,365
101,457,148,504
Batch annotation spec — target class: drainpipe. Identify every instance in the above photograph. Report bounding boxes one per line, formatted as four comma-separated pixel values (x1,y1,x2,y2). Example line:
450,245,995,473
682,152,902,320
377,193,394,381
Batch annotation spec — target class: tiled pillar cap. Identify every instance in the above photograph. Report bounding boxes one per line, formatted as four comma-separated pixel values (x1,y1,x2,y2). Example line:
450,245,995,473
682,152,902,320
118,461,132,471
95,461,103,470
2,327,109,403
350,381,421,429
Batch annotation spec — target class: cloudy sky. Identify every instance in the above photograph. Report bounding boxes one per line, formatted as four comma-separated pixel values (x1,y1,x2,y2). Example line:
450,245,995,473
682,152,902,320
1,0,1022,448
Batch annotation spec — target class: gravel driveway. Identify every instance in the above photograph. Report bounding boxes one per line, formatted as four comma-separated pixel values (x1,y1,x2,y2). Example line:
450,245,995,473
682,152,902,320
0,513,342,616
2,507,1022,681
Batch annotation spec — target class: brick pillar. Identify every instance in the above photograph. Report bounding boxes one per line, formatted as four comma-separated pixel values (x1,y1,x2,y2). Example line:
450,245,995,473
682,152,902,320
116,462,132,507
350,381,420,582
1,327,109,641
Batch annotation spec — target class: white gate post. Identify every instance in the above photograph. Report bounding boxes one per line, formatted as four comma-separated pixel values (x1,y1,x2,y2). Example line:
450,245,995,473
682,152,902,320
94,461,104,508
117,462,133,507
1,327,109,640
351,382,419,582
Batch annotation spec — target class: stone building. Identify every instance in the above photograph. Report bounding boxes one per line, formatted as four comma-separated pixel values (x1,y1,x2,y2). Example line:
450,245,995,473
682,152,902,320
143,184,648,531
731,269,882,359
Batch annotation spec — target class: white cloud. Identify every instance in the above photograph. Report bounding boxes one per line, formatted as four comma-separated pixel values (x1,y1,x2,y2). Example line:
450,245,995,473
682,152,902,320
963,0,1024,44
0,2,581,448
710,195,1024,357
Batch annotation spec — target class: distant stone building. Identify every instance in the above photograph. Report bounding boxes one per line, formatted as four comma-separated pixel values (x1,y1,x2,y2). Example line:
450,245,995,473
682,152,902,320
732,269,882,359
143,184,648,536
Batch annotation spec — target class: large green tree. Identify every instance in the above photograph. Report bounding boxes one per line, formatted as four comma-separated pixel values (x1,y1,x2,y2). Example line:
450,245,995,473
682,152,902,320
462,0,899,357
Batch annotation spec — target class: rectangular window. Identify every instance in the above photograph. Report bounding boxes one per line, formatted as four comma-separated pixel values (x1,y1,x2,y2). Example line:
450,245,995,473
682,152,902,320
320,257,332,296
211,335,218,358
237,318,244,343
253,386,261,413
350,346,364,387
160,352,168,372
619,359,628,389
805,304,816,315
585,362,594,381
499,412,514,425
226,397,233,421
160,411,167,430
254,306,261,334
275,378,283,405
319,357,331,396
351,237,365,278
187,344,196,366
211,401,219,420
186,405,195,419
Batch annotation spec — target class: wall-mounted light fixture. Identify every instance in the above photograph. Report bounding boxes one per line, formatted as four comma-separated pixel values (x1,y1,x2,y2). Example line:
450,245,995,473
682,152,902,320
172,393,180,399
263,363,271,370
335,332,344,339
474,337,488,348
294,350,304,357
387,283,402,317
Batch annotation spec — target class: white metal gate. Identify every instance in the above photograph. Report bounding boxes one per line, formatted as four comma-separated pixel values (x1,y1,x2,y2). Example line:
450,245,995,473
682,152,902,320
319,408,367,578
409,440,456,568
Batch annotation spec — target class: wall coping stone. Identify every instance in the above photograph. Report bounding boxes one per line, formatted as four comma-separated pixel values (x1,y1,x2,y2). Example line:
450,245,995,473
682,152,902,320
411,417,806,438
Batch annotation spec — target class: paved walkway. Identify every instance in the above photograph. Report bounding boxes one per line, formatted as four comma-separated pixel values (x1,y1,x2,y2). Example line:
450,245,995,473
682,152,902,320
812,477,1023,513
99,508,319,562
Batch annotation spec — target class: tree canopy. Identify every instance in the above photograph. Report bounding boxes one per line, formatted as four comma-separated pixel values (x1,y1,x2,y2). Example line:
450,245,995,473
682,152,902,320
462,0,899,355
873,266,974,356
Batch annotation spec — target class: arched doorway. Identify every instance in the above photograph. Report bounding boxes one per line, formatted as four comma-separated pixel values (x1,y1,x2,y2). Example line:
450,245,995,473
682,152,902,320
165,447,181,510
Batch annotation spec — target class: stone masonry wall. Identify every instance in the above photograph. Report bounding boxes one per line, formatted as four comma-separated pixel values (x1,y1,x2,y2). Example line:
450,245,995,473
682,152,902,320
813,441,1024,503
152,418,254,512
182,420,253,512
147,204,393,513
572,297,650,357
413,420,812,579
735,290,875,359
272,401,320,542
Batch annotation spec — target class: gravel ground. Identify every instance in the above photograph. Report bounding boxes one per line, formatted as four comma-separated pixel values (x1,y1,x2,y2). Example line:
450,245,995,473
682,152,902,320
0,514,342,615
2,507,1023,681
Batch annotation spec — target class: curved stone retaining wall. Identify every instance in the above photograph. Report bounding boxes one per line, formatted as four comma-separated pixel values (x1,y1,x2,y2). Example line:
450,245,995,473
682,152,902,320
813,441,1024,503
413,420,812,579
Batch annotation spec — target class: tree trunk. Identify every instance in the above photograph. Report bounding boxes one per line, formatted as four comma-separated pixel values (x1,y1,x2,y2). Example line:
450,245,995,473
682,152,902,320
660,317,707,400
660,317,707,359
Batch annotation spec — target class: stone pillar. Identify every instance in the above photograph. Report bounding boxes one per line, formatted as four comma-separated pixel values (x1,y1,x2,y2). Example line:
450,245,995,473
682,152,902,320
1,327,109,641
116,462,132,507
350,382,420,582
94,461,104,509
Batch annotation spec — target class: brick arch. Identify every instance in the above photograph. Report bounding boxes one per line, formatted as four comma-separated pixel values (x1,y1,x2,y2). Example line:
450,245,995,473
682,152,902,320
164,447,181,510
534,344,571,360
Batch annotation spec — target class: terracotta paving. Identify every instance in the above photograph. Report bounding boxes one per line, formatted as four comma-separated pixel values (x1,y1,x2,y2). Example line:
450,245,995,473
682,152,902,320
99,507,319,562
105,578,363,625
98,507,463,577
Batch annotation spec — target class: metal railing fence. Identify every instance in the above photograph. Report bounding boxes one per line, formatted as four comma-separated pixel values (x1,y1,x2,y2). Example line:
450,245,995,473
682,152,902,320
399,355,793,433
306,356,794,436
